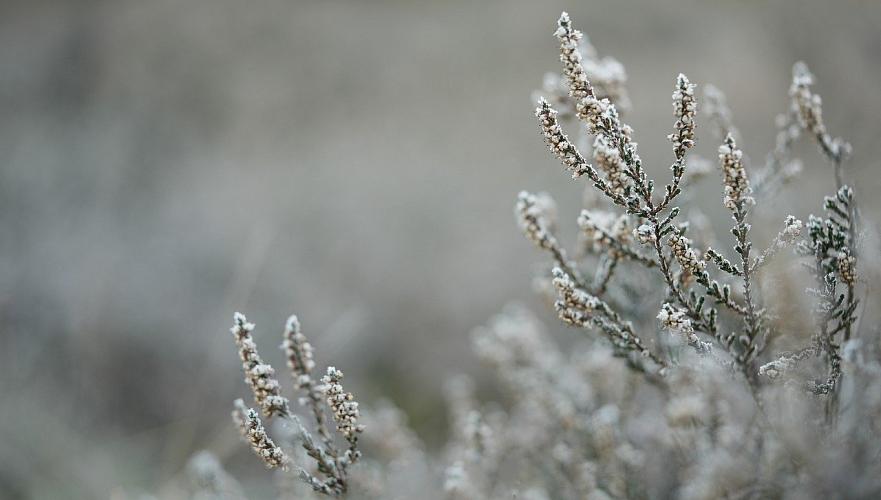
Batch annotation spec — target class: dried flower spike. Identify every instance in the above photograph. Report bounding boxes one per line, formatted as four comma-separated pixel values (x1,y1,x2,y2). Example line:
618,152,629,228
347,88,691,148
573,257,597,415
592,136,629,195
657,303,711,354
668,234,706,276
231,312,289,418
282,314,317,389
322,367,364,442
669,73,697,160
229,313,365,496
535,100,592,180
553,267,665,368
555,11,594,100
236,405,290,469
717,134,753,211
790,61,852,170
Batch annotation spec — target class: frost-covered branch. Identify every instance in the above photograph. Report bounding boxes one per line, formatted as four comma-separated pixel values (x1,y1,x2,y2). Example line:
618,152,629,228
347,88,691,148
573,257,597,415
229,313,364,496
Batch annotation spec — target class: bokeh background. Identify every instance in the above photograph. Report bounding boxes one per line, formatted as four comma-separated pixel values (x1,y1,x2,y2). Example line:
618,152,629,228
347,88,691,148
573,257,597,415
1,0,879,497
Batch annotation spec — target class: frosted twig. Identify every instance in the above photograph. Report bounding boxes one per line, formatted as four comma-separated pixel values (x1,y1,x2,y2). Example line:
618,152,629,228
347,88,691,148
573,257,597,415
232,312,290,418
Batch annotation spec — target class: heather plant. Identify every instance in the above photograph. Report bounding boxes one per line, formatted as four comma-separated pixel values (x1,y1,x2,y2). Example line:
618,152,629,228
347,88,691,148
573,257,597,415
229,312,364,496
195,12,880,500
525,11,865,395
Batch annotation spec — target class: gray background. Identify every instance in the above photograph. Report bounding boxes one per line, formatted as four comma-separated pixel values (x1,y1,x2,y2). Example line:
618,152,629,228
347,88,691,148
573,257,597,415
1,0,879,497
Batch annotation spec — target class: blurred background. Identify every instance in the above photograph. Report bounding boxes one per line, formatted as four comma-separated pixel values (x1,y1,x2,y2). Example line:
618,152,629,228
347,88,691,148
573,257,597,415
1,0,879,497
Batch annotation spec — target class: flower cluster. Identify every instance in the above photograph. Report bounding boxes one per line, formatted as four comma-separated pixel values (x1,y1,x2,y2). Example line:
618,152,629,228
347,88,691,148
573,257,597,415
790,62,851,162
592,136,629,195
232,400,289,469
553,13,644,202
283,314,316,390
515,191,557,251
779,215,804,243
524,12,864,409
657,303,694,337
577,209,629,254
231,312,289,418
633,223,655,245
790,62,825,139
668,234,706,277
552,267,664,367
554,11,593,100
535,100,593,180
201,12,876,500
717,134,753,211
837,252,856,286
669,73,697,159
321,367,364,445
754,215,804,268
552,267,603,325
517,192,562,254
228,313,364,496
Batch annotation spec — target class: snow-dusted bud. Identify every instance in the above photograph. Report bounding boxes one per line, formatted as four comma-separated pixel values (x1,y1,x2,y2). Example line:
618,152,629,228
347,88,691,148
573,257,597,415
669,73,697,159
535,99,594,179
555,12,594,100
780,215,803,243
657,304,711,356
322,367,365,453
578,209,625,253
231,312,289,418
579,96,614,137
552,267,603,325
837,252,856,286
717,134,753,211
754,216,804,270
592,136,628,194
790,62,825,139
553,268,663,365
553,12,631,142
668,234,706,276
516,191,560,251
235,404,289,469
790,62,851,161
282,314,316,390
657,303,696,342
633,224,655,245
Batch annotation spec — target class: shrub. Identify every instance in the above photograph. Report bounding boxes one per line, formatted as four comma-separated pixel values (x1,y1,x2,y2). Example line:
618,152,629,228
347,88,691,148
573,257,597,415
198,12,879,500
